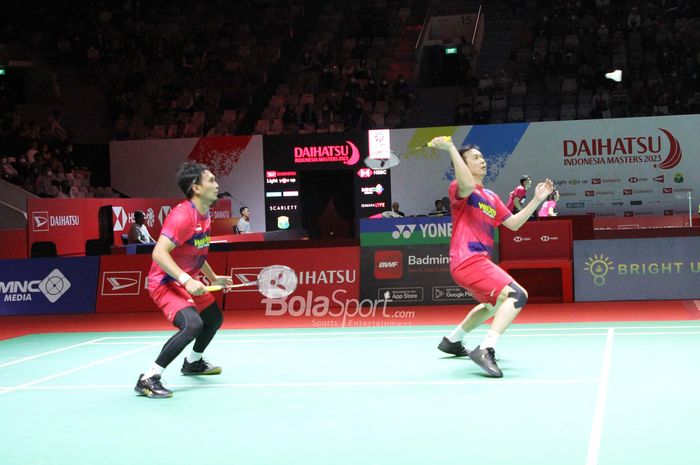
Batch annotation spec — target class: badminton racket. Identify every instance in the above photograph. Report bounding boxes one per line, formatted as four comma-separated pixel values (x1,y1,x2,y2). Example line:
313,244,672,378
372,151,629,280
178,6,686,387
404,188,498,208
205,265,298,299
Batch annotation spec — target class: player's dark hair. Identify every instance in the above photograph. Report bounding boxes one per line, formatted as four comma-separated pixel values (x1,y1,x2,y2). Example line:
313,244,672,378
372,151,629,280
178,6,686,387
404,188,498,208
134,210,145,221
458,143,481,161
176,162,209,199
520,175,531,186
239,206,248,215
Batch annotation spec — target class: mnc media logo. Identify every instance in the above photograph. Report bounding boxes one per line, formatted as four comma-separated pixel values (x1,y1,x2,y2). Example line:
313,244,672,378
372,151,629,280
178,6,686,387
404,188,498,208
1,268,72,303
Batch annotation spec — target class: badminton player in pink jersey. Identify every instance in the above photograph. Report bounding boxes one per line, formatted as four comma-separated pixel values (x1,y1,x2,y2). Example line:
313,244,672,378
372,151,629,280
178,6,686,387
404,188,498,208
134,162,232,398
430,136,553,377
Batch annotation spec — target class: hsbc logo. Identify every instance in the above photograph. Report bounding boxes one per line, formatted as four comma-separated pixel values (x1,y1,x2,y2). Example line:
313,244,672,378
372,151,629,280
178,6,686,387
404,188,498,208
112,206,128,231
540,235,559,242
392,224,416,239
357,168,373,178
32,211,49,232
101,271,142,295
513,236,531,243
374,250,403,279
158,206,172,225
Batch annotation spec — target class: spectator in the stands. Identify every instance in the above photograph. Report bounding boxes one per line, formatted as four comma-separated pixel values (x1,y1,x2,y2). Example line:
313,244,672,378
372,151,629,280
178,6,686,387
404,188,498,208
128,210,156,244
34,166,55,197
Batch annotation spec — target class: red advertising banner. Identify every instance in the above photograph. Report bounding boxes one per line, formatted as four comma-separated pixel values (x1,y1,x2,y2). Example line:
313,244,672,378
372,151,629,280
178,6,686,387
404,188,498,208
96,252,226,313
223,246,359,312
499,220,572,261
27,198,231,256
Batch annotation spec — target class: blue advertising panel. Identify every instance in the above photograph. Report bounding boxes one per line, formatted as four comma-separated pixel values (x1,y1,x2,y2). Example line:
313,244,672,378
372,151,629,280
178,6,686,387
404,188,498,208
359,217,479,306
0,257,99,315
573,237,700,301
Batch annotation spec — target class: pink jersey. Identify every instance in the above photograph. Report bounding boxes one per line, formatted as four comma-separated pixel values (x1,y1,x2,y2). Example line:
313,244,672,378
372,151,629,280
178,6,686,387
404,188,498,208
449,181,511,270
538,200,556,217
148,200,211,290
505,185,526,212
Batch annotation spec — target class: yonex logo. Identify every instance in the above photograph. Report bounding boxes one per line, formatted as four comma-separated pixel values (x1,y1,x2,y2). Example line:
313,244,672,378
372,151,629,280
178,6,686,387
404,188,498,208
32,211,49,232
392,224,416,239
112,206,128,231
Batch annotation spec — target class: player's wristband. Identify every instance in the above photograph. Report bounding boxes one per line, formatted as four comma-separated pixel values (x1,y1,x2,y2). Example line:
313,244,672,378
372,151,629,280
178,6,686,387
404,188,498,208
177,273,192,285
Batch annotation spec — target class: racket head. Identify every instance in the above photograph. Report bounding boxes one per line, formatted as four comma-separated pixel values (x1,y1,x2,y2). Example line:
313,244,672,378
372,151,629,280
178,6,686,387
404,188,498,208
256,265,298,299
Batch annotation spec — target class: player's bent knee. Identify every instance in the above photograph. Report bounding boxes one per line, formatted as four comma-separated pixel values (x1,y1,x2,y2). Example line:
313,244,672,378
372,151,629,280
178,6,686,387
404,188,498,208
506,281,528,309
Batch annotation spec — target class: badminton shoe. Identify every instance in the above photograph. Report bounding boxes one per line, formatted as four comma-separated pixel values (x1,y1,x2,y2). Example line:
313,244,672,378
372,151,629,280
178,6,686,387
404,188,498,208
181,358,222,375
134,374,173,398
437,337,470,356
468,346,503,378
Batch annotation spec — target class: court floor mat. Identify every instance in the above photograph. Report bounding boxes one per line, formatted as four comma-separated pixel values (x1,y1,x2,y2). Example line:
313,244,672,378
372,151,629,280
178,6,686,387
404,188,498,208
1,321,699,465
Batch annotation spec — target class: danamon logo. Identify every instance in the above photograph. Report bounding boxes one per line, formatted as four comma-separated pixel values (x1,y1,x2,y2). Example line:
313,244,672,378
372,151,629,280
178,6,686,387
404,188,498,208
374,251,403,280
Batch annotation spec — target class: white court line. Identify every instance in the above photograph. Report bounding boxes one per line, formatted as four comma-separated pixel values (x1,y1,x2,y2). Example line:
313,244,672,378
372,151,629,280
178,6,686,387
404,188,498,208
0,342,160,395
91,333,612,346
586,328,615,465
0,337,107,369
98,324,700,340
1,378,599,391
90,330,700,346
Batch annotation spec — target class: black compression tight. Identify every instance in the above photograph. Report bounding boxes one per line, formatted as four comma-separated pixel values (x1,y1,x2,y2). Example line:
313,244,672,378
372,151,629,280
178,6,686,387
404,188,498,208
154,303,223,368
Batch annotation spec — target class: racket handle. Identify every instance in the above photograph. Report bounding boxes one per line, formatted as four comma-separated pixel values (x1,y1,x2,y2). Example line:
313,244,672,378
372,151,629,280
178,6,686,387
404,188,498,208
204,285,225,292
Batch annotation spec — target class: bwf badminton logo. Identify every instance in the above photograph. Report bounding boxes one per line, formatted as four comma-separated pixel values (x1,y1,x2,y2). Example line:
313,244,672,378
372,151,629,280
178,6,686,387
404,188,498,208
0,268,71,303
583,255,614,286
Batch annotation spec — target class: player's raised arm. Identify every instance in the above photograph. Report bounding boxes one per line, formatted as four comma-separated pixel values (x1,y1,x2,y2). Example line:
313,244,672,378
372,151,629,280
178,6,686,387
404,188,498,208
502,179,554,231
429,136,476,198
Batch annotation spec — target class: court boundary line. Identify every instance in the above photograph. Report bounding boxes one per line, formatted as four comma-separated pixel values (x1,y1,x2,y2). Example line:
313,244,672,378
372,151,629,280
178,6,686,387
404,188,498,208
0,378,600,391
0,336,108,369
586,328,615,465
90,324,700,341
89,330,700,345
0,342,160,395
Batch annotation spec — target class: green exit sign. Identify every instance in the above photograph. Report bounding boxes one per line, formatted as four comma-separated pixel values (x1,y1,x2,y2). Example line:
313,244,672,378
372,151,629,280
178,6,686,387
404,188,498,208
0,68,5,76
444,47,458,55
